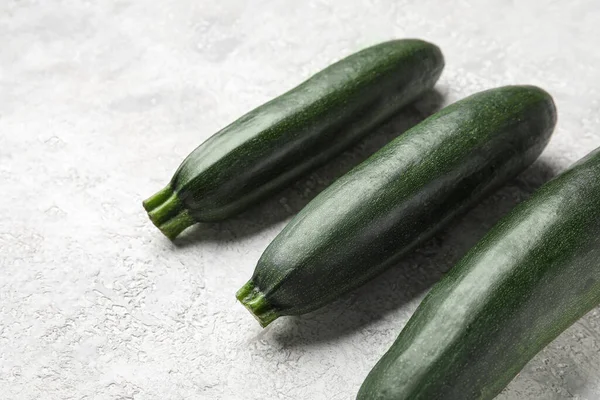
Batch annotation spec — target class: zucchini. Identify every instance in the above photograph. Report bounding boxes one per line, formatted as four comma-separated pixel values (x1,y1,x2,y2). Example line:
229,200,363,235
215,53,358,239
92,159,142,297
143,39,444,239
237,85,557,327
357,147,600,400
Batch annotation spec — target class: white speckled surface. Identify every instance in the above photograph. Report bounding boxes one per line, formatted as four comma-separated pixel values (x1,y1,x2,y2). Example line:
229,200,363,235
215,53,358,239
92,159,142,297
2,1,600,399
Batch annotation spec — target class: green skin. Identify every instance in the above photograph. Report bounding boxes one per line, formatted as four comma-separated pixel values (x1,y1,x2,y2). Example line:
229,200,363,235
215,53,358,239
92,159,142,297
237,86,557,327
143,39,444,239
358,148,600,400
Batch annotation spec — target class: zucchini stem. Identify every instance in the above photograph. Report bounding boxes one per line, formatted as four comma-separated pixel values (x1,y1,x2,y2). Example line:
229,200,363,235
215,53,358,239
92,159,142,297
143,185,196,240
236,280,279,327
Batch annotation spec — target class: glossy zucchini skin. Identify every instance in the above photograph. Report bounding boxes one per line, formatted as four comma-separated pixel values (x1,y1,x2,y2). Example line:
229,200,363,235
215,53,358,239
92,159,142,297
357,147,600,400
237,86,557,327
143,39,444,239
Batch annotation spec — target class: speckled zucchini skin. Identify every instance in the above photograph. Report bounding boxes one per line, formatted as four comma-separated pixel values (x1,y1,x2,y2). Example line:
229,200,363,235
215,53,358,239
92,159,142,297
238,86,557,327
358,147,600,400
143,39,444,239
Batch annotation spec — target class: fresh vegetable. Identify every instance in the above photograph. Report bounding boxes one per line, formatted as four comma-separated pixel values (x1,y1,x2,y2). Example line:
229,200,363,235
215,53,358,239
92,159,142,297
357,147,600,400
143,39,444,239
237,85,557,327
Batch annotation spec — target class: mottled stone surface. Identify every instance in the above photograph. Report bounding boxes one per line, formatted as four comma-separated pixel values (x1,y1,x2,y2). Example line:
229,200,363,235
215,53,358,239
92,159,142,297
1,1,600,399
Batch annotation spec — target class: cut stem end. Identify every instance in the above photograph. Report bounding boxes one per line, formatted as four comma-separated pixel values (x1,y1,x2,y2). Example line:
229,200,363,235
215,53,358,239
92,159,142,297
143,185,196,240
236,280,279,328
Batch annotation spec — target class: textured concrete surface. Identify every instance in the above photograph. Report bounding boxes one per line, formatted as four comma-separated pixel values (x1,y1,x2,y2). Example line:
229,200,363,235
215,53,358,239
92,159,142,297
2,0,600,399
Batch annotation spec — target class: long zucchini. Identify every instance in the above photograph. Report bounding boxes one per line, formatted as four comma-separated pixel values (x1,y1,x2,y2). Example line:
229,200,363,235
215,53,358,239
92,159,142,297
237,86,557,327
143,39,444,239
357,147,600,400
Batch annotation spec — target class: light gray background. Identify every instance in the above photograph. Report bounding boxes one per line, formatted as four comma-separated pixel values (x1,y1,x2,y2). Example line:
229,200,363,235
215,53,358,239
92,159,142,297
2,1,600,399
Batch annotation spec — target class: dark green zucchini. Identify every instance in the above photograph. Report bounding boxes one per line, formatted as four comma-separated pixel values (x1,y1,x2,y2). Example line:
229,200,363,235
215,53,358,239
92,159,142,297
357,147,600,400
143,39,444,239
237,86,557,327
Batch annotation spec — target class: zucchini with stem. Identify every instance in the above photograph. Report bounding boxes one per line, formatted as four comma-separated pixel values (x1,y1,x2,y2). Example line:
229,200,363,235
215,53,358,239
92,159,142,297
143,39,444,239
237,85,557,327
